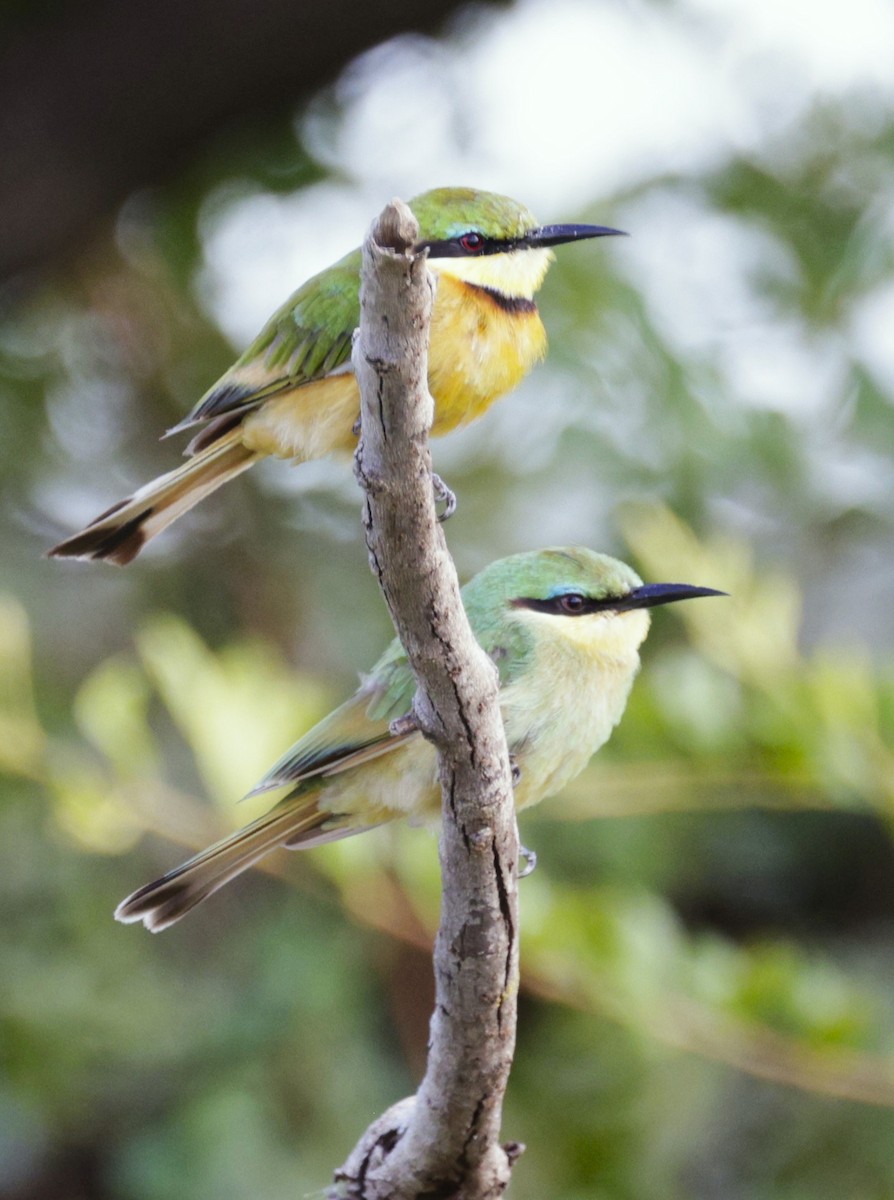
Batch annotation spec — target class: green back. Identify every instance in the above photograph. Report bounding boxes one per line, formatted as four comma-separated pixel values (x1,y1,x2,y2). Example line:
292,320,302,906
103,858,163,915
185,248,362,425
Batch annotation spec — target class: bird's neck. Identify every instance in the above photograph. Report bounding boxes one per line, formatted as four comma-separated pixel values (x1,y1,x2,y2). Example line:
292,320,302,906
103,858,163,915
429,247,554,302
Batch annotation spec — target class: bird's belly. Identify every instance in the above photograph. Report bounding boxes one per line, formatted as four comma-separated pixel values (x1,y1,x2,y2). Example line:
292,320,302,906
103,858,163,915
320,737,442,828
428,277,547,434
241,373,361,461
511,714,608,812
504,644,641,814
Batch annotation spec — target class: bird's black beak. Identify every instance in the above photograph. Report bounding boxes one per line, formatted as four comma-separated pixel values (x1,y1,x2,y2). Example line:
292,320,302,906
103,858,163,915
525,223,627,248
615,583,726,612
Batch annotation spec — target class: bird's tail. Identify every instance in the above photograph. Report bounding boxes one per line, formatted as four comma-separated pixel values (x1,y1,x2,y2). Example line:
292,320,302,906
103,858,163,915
115,790,361,932
47,428,261,565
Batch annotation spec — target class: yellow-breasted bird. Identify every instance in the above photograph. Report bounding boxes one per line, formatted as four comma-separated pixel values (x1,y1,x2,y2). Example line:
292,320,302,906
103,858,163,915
48,189,623,565
115,547,722,931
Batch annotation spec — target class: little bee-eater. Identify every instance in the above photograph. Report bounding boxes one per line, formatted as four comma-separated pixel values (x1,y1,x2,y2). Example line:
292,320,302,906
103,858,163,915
48,189,622,565
116,547,722,931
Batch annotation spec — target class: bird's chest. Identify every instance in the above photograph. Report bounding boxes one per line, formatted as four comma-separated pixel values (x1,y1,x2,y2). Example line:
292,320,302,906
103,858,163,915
427,274,547,433
502,637,640,812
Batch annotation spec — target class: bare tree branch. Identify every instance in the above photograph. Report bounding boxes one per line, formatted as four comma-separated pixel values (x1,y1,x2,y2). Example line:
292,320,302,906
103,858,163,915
332,200,522,1199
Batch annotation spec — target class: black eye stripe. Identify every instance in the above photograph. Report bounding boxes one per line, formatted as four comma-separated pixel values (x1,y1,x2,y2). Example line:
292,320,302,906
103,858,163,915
512,583,726,616
512,595,618,617
417,235,525,259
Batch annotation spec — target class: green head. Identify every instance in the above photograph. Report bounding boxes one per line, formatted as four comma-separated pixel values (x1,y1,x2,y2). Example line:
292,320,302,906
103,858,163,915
462,546,723,664
408,187,625,260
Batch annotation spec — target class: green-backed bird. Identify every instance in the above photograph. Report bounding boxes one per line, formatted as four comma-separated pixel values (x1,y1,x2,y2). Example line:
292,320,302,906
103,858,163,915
116,547,722,932
48,189,623,565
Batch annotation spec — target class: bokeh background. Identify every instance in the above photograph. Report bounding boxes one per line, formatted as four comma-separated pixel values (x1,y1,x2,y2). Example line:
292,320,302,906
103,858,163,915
3,0,894,1196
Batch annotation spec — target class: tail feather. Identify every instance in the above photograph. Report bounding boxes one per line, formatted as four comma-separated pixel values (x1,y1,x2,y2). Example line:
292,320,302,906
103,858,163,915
48,431,261,565
115,793,356,932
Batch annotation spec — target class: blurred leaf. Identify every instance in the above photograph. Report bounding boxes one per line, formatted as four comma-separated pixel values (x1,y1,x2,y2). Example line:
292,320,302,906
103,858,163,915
0,596,45,780
136,615,331,803
74,656,158,777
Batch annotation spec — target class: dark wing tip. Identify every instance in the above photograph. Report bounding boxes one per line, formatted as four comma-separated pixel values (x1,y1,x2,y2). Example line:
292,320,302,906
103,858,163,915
166,383,261,441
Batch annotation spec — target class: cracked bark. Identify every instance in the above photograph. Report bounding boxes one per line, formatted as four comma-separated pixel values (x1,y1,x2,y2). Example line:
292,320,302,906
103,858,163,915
331,200,522,1199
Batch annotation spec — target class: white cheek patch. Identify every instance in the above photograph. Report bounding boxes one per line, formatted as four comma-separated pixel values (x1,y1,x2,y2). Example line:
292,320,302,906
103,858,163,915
429,247,554,299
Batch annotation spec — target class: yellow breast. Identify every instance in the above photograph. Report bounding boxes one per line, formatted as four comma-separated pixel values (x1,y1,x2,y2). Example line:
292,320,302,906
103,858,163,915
240,270,547,462
427,274,548,435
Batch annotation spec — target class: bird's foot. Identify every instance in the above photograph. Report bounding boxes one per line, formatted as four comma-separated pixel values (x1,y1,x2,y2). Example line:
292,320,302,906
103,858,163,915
389,712,418,737
432,473,457,522
518,844,537,878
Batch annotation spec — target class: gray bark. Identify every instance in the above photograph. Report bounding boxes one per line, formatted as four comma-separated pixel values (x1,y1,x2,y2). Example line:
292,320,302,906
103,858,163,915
332,200,522,1198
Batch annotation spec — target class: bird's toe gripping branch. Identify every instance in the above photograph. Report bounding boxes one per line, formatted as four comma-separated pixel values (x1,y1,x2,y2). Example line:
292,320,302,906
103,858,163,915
432,472,457,521
518,845,538,879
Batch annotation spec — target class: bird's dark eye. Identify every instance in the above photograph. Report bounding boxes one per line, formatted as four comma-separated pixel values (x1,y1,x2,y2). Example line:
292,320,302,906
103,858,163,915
459,231,485,253
558,593,587,614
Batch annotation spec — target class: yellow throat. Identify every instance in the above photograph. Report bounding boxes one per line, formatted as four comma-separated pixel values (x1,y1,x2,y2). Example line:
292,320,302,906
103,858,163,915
425,246,553,434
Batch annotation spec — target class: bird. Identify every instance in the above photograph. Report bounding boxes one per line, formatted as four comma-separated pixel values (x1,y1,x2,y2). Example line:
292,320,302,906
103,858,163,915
115,547,723,931
48,189,624,565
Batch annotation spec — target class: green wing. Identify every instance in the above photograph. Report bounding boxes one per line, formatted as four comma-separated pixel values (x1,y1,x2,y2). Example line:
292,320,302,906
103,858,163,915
250,575,536,799
249,637,417,796
172,248,362,433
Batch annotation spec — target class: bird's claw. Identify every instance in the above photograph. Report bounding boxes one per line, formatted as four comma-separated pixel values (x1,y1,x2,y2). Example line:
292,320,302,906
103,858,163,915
389,713,418,737
518,844,537,878
432,473,457,522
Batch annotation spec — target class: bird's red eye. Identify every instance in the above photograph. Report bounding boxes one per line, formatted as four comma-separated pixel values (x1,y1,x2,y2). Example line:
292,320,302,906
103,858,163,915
559,594,586,614
460,232,485,253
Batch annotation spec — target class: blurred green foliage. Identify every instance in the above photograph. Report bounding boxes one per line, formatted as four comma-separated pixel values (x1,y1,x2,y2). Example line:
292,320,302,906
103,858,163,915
5,503,894,1196
3,3,894,1197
